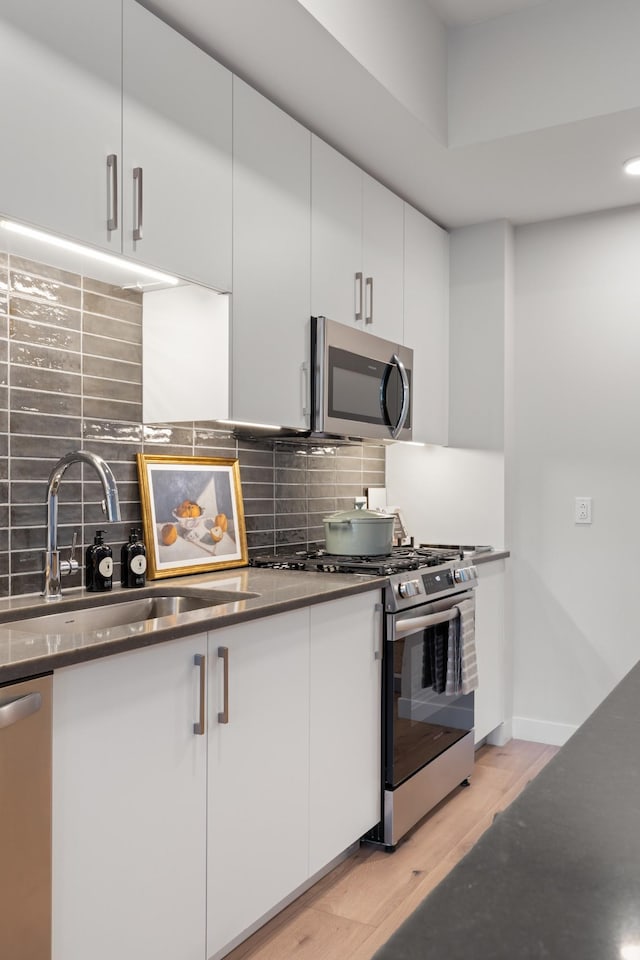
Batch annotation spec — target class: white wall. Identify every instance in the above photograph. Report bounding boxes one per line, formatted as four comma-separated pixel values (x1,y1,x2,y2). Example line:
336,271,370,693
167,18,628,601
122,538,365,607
386,444,505,548
449,0,640,146
511,205,640,744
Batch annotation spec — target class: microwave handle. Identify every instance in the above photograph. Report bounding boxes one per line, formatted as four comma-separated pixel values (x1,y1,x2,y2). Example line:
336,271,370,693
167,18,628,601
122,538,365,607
389,353,410,439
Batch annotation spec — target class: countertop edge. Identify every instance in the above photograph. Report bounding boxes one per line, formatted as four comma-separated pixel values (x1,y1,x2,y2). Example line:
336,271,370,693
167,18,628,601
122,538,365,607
0,574,384,685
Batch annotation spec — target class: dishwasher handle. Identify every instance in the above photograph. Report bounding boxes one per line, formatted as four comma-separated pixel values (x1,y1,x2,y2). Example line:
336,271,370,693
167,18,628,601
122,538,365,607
0,691,42,730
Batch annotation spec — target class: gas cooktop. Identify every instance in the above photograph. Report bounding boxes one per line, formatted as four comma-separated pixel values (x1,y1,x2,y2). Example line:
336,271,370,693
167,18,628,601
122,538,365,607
249,545,464,577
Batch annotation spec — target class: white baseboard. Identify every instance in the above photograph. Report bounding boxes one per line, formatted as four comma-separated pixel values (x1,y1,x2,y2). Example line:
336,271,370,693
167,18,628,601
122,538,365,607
512,716,578,746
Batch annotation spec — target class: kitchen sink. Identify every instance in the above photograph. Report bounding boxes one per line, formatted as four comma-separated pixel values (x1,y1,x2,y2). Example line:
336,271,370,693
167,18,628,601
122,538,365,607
1,588,258,636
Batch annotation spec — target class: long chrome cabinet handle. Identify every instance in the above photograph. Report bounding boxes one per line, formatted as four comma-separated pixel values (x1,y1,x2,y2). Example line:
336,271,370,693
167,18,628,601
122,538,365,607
133,166,143,241
218,646,229,724
0,691,42,730
365,276,373,324
374,603,384,661
355,271,363,322
107,154,118,231
390,353,410,439
193,654,206,735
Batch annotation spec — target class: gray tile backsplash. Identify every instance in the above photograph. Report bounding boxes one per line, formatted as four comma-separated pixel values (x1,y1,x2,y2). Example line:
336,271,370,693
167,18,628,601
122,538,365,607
0,251,385,598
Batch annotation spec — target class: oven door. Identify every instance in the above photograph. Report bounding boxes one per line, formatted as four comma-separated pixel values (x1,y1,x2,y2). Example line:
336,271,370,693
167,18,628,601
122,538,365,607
384,591,475,790
312,315,412,441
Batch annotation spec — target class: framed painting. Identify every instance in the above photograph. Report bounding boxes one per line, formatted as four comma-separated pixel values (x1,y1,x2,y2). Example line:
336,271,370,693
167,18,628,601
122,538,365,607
136,454,248,580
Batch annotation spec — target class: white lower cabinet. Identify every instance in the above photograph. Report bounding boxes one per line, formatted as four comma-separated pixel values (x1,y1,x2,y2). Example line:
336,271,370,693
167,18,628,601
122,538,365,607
51,590,382,960
474,560,507,744
206,607,311,958
52,634,207,960
308,592,382,874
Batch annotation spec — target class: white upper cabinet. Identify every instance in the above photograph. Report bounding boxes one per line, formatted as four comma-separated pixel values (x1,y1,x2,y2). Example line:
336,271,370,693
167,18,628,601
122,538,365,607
231,77,311,429
311,136,363,324
122,0,232,290
311,136,404,343
362,173,405,342
0,0,122,251
404,203,450,445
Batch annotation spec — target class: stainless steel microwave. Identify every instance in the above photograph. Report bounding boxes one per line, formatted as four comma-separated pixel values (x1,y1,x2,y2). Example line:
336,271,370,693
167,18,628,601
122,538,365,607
311,316,413,441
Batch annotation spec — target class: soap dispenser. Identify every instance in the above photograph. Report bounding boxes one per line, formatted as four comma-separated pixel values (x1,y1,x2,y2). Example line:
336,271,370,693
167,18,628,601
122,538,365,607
86,530,113,592
121,528,147,588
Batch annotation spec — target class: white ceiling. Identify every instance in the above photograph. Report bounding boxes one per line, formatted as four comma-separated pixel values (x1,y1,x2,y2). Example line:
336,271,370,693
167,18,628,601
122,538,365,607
143,0,640,230
427,0,547,26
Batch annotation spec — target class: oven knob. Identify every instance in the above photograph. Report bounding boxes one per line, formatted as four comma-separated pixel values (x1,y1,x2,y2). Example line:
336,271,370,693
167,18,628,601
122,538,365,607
398,579,420,599
453,568,466,583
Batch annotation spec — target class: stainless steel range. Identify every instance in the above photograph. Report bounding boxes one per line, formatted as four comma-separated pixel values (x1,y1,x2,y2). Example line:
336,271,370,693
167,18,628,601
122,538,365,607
251,545,479,850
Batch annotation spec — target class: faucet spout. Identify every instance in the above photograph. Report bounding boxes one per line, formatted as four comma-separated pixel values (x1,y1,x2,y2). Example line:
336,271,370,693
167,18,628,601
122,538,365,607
43,450,122,601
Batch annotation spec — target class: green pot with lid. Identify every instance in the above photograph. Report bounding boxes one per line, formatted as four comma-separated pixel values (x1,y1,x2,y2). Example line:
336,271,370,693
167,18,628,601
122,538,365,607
322,505,394,556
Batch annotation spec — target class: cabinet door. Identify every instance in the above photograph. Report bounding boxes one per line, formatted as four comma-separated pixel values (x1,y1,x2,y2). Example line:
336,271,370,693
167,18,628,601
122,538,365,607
474,560,506,744
122,0,232,289
231,77,311,429
362,174,405,343
52,636,207,960
0,0,121,251
404,204,450,445
311,136,363,324
309,591,382,875
207,609,310,957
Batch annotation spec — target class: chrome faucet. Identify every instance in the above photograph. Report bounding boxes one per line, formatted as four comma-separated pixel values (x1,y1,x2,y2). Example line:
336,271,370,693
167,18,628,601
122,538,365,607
43,450,122,601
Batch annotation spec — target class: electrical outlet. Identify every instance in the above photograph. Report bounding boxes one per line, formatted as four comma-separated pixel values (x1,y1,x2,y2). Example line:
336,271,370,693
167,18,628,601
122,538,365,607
575,497,592,524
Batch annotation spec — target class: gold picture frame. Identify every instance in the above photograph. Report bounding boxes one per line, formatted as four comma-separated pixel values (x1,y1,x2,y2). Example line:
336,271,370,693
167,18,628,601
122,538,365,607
136,454,248,580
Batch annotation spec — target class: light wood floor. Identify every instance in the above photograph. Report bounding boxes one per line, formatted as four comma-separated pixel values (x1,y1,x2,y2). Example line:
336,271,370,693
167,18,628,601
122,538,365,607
225,739,559,960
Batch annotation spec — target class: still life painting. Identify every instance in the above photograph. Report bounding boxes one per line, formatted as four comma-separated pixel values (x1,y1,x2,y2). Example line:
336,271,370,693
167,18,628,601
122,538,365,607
136,454,248,579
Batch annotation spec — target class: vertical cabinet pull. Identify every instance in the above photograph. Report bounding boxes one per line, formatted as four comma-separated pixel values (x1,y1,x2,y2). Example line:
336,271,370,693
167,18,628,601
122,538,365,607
133,166,143,241
193,654,206,735
106,154,118,232
355,271,363,322
365,276,374,324
374,603,384,661
218,646,229,724
301,361,309,418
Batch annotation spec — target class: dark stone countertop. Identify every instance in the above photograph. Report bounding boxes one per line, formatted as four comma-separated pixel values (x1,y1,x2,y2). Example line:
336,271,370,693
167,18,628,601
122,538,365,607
373,656,640,960
0,566,384,685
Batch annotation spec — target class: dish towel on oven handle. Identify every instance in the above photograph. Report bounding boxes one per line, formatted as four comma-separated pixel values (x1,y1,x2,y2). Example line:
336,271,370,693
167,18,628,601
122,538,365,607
445,598,478,695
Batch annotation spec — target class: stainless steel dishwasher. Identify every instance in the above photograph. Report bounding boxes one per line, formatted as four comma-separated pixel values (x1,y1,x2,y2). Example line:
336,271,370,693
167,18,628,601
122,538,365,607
0,673,52,959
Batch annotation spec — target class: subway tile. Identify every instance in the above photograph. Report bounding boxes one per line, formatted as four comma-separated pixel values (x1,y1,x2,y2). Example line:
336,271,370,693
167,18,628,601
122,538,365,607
83,375,141,405
142,424,193,447
10,314,81,351
242,498,275,517
83,292,142,325
241,481,275,500
12,364,80,395
10,410,80,439
10,341,82,374
239,465,274,485
9,255,81,289
275,466,306,484
10,271,82,309
244,514,275,533
83,354,141,384
83,331,142,364
10,387,82,419
84,420,144,444
83,396,142,424
275,512,307,531
83,311,142,345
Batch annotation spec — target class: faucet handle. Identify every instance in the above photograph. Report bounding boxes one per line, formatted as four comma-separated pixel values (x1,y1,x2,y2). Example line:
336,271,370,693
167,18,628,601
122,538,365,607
60,530,80,578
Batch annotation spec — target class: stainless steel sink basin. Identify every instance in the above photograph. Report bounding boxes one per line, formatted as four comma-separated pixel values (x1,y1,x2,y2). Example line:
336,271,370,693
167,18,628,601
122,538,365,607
2,588,258,636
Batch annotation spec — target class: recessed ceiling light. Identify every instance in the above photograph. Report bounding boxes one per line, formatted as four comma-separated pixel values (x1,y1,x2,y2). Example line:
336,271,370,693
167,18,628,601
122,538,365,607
623,157,640,176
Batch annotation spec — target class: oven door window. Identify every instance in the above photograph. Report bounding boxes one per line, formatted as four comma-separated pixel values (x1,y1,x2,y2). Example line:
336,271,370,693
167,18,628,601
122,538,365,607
328,345,411,429
385,625,474,789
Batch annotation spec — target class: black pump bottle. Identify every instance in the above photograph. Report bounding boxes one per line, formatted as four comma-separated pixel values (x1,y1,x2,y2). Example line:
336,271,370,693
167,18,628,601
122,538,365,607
121,528,147,588
86,529,113,592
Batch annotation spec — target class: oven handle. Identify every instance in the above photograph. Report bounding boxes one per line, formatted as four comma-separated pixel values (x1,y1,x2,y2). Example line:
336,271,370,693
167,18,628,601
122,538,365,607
395,608,457,637
389,354,410,439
